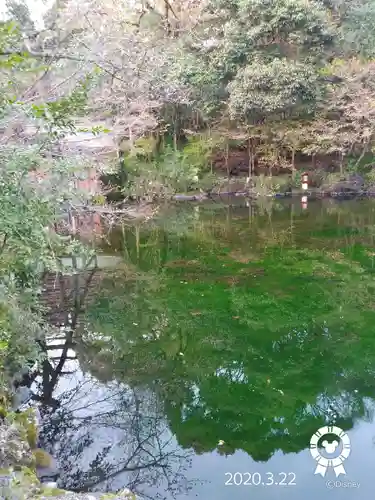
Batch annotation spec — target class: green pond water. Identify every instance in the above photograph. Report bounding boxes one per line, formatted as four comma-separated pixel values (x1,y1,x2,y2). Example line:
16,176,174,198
37,197,375,499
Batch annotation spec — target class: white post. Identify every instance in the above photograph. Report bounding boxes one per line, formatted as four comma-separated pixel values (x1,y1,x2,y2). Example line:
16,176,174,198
302,172,309,192
68,211,77,235
301,172,308,209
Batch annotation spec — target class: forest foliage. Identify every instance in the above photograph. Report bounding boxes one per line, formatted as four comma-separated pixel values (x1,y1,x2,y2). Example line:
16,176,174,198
3,0,375,181
0,16,94,393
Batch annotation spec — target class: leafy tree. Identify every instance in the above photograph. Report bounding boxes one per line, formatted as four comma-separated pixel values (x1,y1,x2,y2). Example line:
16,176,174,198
176,0,336,123
5,0,35,33
228,58,319,121
301,58,375,162
0,19,94,392
336,0,375,58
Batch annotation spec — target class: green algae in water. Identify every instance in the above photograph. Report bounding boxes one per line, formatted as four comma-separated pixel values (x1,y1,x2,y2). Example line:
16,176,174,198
37,198,375,498
85,200,375,452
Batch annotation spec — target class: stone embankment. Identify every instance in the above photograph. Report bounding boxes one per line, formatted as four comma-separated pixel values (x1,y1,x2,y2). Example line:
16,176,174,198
0,411,136,499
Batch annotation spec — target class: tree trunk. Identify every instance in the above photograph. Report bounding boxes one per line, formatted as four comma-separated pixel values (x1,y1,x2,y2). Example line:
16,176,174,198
164,0,170,34
340,152,344,175
247,138,252,178
225,142,230,179
291,148,295,175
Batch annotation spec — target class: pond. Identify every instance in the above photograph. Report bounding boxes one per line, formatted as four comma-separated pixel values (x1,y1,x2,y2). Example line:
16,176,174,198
33,197,375,499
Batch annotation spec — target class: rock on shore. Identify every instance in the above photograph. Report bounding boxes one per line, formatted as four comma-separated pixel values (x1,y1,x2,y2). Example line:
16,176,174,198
0,416,136,500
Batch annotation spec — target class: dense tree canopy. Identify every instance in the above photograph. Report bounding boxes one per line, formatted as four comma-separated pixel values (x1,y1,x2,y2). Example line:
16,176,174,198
3,0,375,178
178,0,335,121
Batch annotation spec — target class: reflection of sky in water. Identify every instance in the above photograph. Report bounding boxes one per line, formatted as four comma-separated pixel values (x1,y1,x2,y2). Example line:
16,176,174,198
37,337,189,498
216,362,248,384
186,436,368,500
36,336,375,499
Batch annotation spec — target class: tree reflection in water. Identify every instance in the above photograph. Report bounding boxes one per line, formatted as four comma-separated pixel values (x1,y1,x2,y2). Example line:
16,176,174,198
31,264,194,500
38,379,193,498
27,199,375,498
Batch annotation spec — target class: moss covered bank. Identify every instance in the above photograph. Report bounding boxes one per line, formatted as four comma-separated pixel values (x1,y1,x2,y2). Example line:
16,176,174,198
0,409,136,500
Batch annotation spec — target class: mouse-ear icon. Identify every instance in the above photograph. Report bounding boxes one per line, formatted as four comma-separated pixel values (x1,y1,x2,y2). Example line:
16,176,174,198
310,426,351,477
